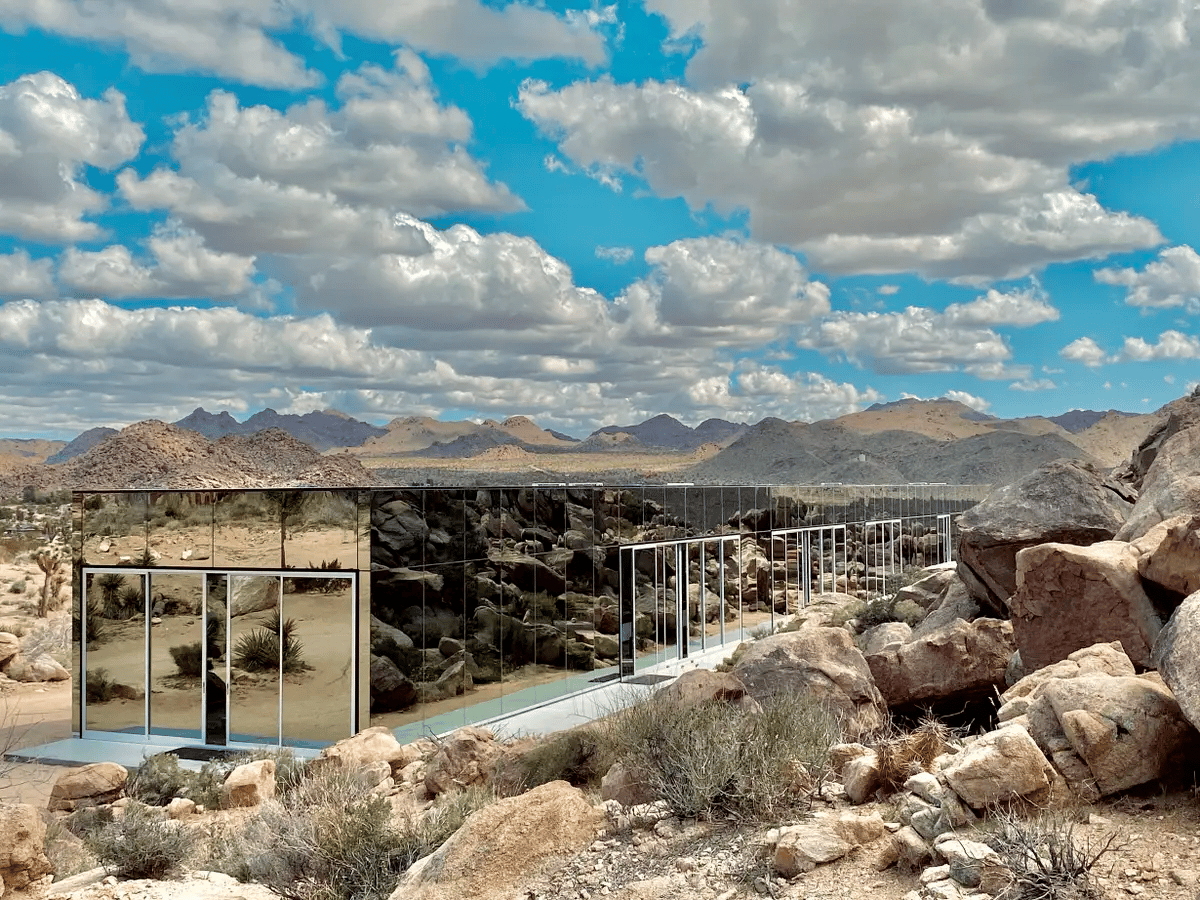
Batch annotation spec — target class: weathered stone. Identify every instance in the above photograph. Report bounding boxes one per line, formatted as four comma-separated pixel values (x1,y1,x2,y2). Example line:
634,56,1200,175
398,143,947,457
1000,641,1135,706
1010,541,1162,670
438,636,465,657
592,632,619,659
843,751,883,804
390,781,604,900
424,726,501,797
893,565,960,611
370,654,418,713
862,622,912,655
600,761,657,807
1116,420,1200,541
773,811,885,877
656,669,755,710
1155,591,1200,735
0,633,20,668
488,549,567,596
434,659,474,697
941,724,1050,808
371,615,414,650
165,797,196,819
730,627,887,736
3,652,70,682
222,759,275,809
49,762,128,812
955,460,1131,614
0,803,52,889
891,825,934,873
1134,514,1200,598
1025,673,1196,796
316,725,422,776
934,836,1003,889
866,618,1013,707
911,581,981,641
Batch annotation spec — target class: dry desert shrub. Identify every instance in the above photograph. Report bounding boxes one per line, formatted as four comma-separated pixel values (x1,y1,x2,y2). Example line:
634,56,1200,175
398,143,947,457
982,807,1122,900
82,802,192,880
874,717,954,790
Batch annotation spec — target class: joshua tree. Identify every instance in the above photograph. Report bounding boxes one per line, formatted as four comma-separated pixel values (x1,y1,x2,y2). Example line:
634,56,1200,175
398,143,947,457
263,491,306,568
35,549,65,618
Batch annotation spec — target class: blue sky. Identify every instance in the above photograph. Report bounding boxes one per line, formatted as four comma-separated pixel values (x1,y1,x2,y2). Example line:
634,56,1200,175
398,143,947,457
1,0,1198,439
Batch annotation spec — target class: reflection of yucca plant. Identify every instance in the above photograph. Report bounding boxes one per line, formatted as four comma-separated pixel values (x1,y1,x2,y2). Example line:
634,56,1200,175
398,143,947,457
233,614,308,674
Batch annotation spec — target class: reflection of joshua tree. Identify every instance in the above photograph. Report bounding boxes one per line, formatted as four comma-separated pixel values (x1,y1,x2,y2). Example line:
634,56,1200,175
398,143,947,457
264,491,306,569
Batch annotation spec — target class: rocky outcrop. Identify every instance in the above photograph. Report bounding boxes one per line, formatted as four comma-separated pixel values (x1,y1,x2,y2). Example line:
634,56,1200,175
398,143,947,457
1010,541,1162,670
955,460,1131,614
998,641,1136,721
865,618,1014,708
1132,514,1200,599
655,669,756,711
729,627,887,736
1116,420,1200,541
1023,673,1195,797
49,762,128,812
771,810,885,877
390,781,604,900
315,725,424,776
1153,591,1200,735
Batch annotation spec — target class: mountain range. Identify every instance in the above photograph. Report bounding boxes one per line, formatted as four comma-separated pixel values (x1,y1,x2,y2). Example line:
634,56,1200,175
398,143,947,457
0,397,1165,494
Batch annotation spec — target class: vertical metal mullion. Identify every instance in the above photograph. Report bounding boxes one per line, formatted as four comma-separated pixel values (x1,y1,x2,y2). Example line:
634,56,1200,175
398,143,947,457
277,575,283,746
143,570,150,738
718,540,726,646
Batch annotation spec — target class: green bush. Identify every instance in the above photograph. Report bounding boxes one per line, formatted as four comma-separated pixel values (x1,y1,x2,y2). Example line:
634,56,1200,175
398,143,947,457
7,580,24,594
128,753,197,806
233,615,308,674
83,802,192,879
86,668,118,703
169,642,203,678
598,690,842,821
64,805,114,840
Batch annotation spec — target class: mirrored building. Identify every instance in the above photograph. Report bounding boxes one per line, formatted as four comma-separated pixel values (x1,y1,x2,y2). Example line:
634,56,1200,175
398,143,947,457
69,484,987,751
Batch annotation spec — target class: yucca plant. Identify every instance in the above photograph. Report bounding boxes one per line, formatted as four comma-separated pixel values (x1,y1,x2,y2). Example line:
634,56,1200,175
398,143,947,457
232,614,308,674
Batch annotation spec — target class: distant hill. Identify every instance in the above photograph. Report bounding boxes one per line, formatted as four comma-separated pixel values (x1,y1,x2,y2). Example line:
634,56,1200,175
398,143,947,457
1048,408,1141,433
174,407,385,451
590,414,746,450
45,427,118,465
686,417,1096,485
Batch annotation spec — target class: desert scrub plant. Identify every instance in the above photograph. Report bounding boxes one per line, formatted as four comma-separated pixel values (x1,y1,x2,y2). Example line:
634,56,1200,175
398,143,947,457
83,802,192,879
982,807,1122,900
232,614,308,674
214,767,490,900
871,717,955,791
506,726,609,793
189,747,307,809
85,668,118,703
6,579,24,594
597,689,842,821
128,752,197,806
169,642,203,678
44,818,98,881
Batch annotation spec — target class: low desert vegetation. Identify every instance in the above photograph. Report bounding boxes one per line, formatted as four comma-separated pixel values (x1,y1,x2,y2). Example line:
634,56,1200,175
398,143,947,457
982,807,1122,900
513,688,843,822
81,802,192,880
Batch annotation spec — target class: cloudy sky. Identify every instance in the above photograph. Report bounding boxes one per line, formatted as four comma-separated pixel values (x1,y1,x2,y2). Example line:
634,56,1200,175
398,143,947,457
1,0,1198,439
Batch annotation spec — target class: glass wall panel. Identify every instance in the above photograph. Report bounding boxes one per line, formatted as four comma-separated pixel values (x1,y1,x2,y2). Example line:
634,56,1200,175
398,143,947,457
81,493,147,567
214,492,282,568
148,572,203,741
204,574,228,745
282,573,354,745
71,495,83,735
285,490,358,571
84,570,147,736
228,575,281,744
147,493,214,567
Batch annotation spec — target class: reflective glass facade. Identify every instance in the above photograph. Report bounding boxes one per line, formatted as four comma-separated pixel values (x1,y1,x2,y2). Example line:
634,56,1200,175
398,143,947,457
72,484,988,748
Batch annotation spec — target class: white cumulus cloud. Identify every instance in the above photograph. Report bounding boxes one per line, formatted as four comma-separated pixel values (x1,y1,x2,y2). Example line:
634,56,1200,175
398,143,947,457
0,249,54,297
1095,245,1200,312
1060,336,1112,368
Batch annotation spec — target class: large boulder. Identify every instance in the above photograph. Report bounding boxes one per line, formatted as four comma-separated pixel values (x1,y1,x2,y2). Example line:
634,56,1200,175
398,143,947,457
955,460,1131,614
316,725,423,776
1116,420,1200,542
772,810,885,877
1153,591,1200,734
1024,673,1195,796
0,633,20,668
1010,541,1163,670
656,669,755,710
424,727,502,797
390,781,604,900
0,804,52,890
866,618,1014,708
941,724,1053,809
1132,514,1200,599
998,641,1136,722
3,652,70,682
729,627,887,735
222,759,276,808
49,762,128,812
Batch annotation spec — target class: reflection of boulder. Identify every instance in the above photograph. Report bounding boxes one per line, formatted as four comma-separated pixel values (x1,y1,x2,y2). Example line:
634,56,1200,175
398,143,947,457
474,606,566,666
229,579,278,617
374,568,445,606
370,654,417,712
489,550,567,596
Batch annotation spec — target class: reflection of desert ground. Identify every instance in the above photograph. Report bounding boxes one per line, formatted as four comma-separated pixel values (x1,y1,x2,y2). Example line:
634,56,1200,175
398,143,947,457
83,522,359,570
